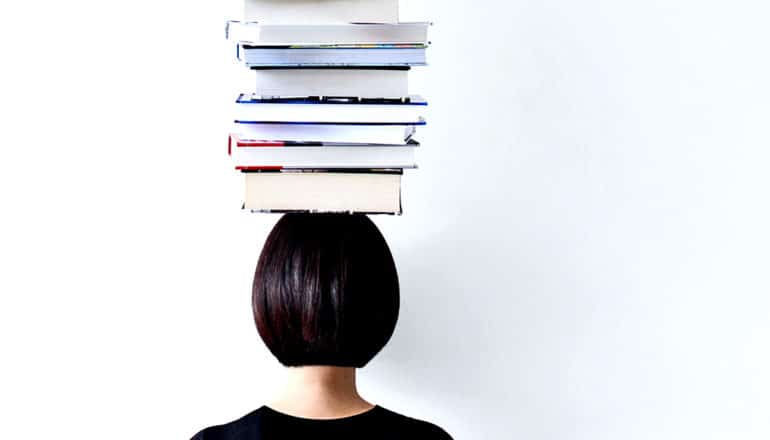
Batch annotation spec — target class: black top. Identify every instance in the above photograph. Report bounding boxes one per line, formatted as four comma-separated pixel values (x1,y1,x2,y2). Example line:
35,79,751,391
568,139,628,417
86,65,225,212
191,405,452,440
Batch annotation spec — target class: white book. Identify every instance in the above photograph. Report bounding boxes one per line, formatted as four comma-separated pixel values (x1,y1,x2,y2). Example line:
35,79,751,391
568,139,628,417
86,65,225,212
245,0,399,24
230,137,418,169
239,44,426,67
254,69,408,98
226,22,429,45
234,94,426,123
244,171,402,214
233,121,421,144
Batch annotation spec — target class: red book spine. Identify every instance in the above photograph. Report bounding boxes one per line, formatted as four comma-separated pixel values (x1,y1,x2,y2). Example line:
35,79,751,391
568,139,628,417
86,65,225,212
237,141,286,147
236,166,284,171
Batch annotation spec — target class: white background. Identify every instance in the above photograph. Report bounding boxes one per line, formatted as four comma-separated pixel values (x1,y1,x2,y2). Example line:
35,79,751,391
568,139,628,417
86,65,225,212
1,0,769,438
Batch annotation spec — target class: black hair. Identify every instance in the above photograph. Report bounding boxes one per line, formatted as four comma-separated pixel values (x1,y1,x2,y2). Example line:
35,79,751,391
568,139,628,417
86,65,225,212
252,213,400,368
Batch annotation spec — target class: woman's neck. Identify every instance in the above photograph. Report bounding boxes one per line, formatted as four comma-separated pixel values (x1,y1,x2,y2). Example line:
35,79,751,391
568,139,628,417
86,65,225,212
268,366,374,419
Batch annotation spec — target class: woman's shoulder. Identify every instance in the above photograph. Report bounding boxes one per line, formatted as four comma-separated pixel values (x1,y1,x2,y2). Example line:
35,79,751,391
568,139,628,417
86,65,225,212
190,407,266,440
374,406,453,439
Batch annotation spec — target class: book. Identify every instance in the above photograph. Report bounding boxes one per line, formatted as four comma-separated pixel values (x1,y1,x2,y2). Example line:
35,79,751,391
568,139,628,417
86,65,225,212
229,135,418,169
254,68,409,98
234,94,427,123
243,170,403,214
244,0,399,24
226,21,429,45
238,43,427,67
233,120,423,144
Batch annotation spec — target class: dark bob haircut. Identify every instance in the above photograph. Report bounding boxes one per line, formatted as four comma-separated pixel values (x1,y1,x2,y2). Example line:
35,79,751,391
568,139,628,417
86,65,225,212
253,213,400,368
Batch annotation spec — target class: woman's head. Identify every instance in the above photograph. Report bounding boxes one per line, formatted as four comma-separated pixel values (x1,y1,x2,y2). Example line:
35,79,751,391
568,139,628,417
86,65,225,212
253,213,399,368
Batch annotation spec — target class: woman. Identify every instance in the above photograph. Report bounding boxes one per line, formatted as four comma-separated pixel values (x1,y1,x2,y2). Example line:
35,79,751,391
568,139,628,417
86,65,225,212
192,213,452,439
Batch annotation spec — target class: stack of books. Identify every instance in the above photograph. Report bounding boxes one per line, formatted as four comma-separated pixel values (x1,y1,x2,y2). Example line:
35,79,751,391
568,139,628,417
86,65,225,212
226,0,429,214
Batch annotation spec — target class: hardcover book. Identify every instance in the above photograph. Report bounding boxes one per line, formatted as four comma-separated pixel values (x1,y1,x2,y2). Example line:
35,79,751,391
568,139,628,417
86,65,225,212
244,0,399,24
238,43,427,67
234,94,426,123
226,22,429,45
229,135,418,169
253,68,409,99
243,170,403,214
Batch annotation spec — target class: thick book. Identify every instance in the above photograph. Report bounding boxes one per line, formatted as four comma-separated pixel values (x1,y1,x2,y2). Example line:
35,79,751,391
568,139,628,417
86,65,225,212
229,135,418,169
234,94,427,123
244,0,399,24
243,170,402,214
254,68,409,98
226,22,429,45
238,43,427,67
234,120,423,144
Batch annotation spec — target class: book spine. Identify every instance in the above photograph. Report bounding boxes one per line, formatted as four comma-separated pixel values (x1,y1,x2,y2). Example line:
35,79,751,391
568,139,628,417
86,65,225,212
237,166,284,171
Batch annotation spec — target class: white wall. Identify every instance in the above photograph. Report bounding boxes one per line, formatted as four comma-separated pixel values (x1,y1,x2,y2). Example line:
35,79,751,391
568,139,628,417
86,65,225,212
1,0,769,438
